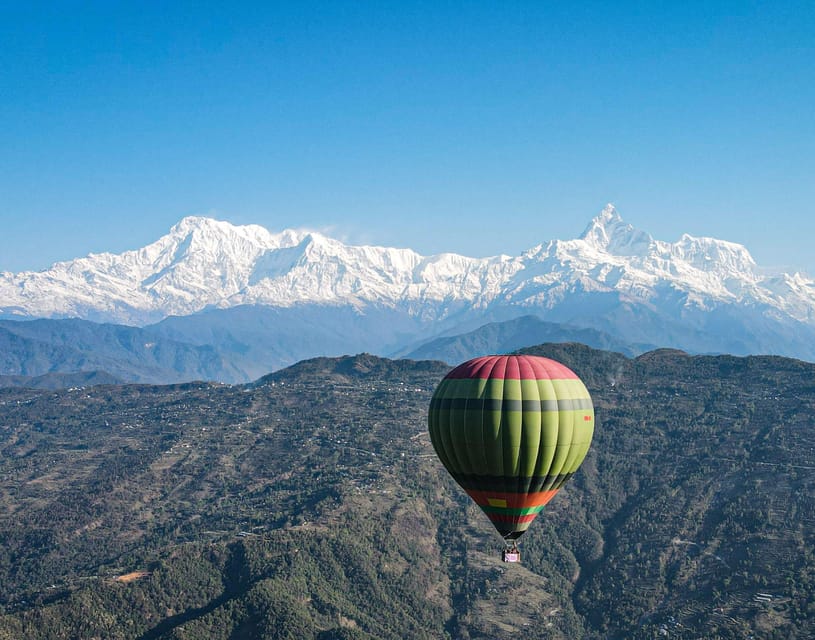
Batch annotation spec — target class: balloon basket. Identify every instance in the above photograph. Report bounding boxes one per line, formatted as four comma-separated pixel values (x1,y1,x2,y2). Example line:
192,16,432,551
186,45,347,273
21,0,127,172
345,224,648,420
501,543,521,563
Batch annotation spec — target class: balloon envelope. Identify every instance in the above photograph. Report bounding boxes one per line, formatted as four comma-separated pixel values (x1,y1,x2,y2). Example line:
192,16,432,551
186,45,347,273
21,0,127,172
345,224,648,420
428,354,594,539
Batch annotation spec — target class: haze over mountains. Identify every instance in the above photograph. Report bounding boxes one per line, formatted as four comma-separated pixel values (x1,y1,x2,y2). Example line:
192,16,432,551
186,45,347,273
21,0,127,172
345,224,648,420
2,205,815,384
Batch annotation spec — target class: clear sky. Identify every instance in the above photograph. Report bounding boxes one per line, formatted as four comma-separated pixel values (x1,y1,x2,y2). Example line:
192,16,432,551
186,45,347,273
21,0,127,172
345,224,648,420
1,1,813,274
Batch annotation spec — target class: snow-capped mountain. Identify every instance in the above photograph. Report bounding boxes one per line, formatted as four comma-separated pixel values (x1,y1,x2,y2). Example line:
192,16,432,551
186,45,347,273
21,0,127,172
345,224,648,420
0,215,520,325
3,204,815,380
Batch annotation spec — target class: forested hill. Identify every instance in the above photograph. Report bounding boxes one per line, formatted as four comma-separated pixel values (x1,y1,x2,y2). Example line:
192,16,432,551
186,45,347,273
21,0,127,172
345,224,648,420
1,345,814,639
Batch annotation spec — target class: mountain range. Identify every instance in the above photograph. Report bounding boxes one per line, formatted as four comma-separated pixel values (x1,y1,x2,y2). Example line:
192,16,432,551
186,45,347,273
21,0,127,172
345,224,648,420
2,205,815,383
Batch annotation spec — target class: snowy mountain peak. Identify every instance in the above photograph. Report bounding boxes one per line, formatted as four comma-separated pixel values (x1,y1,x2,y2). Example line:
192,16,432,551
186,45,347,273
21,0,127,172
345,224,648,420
170,215,224,234
670,233,758,278
579,204,654,256
168,215,305,251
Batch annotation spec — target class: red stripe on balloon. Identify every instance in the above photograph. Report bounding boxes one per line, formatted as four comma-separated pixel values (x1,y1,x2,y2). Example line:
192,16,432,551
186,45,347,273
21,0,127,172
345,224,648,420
487,513,539,524
445,355,580,380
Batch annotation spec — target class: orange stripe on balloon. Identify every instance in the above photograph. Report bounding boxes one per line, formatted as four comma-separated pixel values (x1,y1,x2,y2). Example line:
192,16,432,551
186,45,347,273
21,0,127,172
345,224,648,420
465,489,560,509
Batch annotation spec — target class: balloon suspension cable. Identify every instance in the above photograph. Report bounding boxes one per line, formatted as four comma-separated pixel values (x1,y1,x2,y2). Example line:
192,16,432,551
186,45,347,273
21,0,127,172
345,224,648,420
503,535,519,550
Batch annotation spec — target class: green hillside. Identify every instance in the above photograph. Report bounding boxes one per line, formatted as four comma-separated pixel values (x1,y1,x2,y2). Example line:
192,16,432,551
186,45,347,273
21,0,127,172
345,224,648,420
1,347,813,639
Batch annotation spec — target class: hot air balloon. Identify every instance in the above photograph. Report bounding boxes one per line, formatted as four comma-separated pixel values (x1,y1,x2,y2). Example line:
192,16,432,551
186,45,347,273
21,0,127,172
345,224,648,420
427,354,594,562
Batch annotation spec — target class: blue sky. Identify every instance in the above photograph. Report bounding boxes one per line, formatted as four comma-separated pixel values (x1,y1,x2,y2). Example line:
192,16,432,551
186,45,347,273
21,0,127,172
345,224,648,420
1,1,813,273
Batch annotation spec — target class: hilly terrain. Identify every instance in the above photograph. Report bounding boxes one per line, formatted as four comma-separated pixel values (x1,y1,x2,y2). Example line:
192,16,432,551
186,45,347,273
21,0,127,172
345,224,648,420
0,345,814,639
0,313,645,386
0,318,245,385
399,314,647,362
